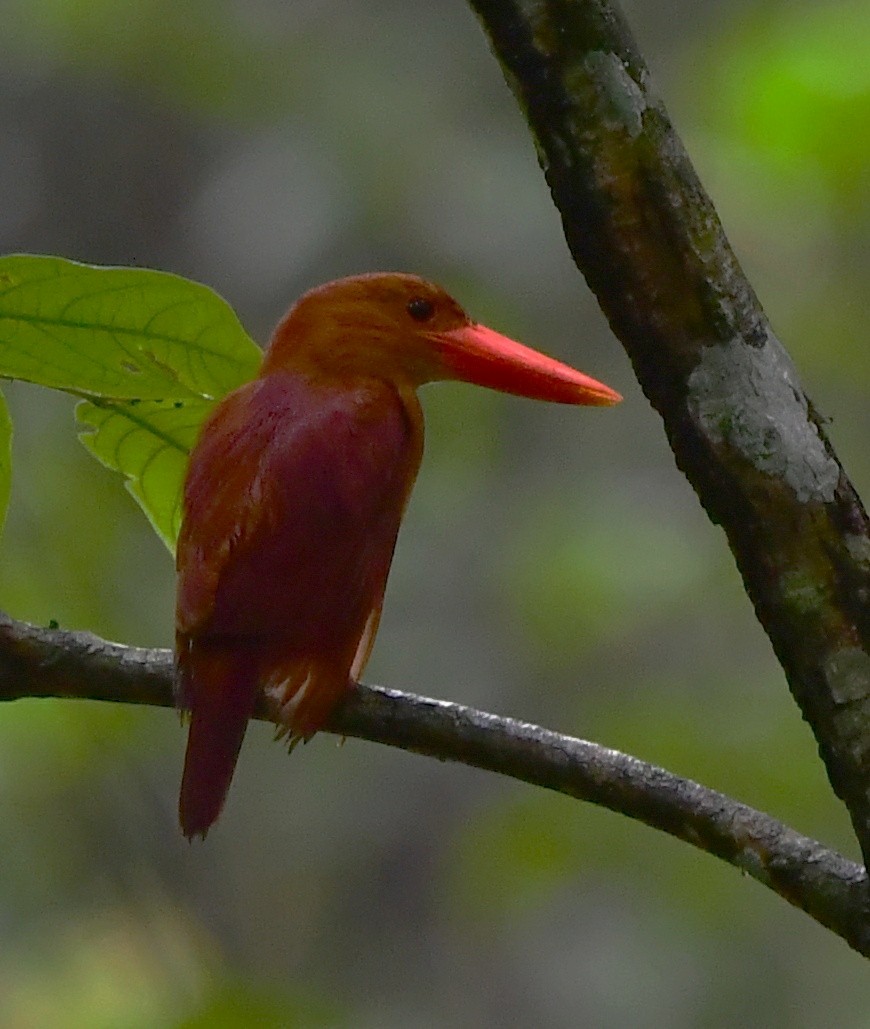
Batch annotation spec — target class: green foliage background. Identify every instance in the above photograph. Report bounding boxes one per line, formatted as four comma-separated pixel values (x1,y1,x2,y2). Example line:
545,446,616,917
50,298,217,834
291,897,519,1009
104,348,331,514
0,0,868,1024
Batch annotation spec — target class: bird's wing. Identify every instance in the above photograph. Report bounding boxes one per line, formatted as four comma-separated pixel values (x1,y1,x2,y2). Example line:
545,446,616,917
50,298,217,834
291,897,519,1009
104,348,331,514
176,372,421,654
175,377,276,640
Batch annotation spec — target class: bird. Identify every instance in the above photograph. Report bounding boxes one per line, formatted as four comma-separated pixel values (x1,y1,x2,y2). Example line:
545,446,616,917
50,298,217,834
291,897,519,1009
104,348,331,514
175,273,620,839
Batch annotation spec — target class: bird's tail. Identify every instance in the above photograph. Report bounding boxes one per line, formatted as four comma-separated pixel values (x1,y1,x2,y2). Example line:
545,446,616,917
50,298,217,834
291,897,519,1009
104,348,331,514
176,640,259,840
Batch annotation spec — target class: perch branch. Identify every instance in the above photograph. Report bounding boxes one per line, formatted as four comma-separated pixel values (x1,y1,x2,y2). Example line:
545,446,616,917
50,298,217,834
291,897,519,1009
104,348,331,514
0,612,867,954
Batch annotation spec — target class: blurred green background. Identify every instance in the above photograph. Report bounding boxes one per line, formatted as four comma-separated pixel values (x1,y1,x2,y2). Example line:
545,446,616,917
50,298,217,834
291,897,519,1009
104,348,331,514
1,0,868,1024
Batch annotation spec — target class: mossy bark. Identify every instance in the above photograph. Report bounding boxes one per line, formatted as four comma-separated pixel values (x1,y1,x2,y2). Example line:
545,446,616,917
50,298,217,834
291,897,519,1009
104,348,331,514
469,0,870,886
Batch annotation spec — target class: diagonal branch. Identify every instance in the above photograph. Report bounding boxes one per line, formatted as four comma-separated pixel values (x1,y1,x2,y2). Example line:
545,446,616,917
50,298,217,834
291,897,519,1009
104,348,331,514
467,0,870,873
0,611,867,954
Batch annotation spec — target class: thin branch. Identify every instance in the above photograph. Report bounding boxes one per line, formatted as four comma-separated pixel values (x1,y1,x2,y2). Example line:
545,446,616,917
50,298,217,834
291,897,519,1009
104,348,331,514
0,612,867,953
467,0,870,871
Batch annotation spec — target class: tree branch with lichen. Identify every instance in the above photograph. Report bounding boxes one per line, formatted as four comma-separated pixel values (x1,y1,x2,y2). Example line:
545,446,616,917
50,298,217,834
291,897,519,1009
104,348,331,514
0,611,866,953
467,0,870,880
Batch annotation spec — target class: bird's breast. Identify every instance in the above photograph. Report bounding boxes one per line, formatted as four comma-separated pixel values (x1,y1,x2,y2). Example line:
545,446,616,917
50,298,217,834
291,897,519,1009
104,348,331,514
178,371,424,645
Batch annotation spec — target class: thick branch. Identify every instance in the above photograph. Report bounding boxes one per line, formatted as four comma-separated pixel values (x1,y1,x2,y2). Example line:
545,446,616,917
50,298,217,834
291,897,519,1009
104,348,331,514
468,0,870,870
0,612,866,953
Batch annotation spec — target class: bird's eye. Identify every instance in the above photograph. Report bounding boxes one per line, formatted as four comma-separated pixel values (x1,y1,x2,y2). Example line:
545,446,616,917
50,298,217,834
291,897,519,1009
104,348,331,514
407,297,435,322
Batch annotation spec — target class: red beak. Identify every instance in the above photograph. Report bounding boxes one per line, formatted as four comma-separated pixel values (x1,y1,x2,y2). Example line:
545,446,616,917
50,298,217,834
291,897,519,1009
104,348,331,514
428,323,621,406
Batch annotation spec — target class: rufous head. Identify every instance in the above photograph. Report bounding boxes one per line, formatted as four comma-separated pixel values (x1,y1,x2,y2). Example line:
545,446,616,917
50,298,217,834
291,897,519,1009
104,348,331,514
262,273,621,406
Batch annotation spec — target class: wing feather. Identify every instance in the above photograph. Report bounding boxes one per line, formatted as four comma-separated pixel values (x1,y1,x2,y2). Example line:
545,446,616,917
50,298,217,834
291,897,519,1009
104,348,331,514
177,372,422,671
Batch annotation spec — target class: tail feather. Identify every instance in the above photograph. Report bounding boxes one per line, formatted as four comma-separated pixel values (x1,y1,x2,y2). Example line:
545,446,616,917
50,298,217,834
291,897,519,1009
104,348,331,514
177,642,259,840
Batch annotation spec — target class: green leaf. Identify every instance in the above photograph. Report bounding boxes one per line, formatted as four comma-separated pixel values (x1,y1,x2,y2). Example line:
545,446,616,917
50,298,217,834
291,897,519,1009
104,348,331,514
0,254,261,400
77,396,214,553
0,385,11,539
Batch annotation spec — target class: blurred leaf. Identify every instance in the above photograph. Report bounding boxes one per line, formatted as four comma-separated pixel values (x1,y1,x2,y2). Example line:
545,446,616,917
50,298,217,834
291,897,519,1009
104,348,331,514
0,699,140,795
0,255,261,400
178,982,343,1028
1,0,287,121
0,386,10,539
503,499,712,668
419,384,502,505
447,792,582,921
0,905,209,1029
712,2,870,207
77,397,213,553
